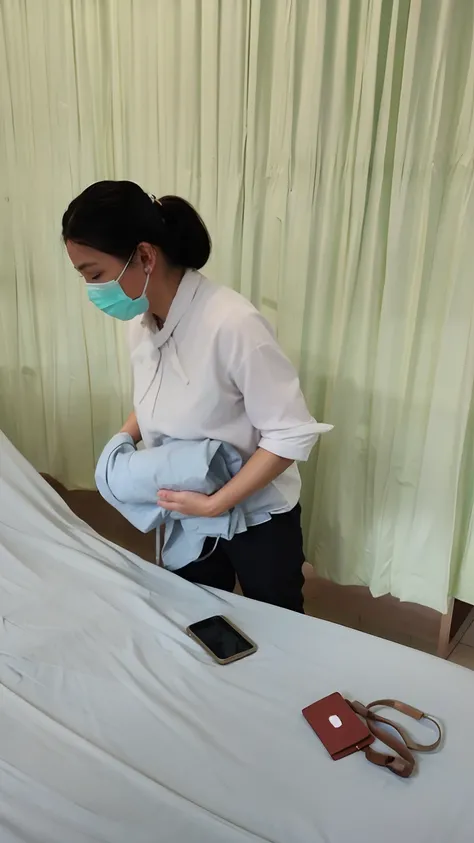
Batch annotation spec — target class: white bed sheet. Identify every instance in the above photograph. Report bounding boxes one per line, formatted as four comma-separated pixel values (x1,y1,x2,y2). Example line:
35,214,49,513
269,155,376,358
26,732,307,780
0,430,473,843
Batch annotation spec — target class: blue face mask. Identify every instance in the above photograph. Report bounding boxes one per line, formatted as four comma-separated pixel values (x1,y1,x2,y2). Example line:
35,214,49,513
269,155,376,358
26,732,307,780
86,252,151,321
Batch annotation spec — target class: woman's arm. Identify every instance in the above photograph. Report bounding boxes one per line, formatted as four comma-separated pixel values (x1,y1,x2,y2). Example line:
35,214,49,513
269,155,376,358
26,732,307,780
158,448,293,517
120,410,142,444
158,310,331,519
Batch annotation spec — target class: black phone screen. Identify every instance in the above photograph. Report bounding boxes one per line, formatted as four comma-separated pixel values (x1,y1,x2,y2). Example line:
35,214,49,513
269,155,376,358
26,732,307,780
188,616,254,660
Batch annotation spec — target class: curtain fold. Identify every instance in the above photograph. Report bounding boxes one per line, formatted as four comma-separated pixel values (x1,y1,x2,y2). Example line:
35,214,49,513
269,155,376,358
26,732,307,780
1,0,473,612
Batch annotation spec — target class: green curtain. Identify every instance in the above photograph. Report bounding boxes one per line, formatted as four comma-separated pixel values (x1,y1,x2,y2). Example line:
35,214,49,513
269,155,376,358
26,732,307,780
1,0,474,613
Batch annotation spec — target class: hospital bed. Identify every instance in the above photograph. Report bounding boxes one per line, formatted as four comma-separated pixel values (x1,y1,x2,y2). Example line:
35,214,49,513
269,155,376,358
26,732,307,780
0,429,472,843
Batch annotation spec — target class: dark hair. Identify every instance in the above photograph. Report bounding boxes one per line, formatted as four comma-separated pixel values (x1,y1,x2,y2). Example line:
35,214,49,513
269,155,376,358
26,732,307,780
62,180,211,269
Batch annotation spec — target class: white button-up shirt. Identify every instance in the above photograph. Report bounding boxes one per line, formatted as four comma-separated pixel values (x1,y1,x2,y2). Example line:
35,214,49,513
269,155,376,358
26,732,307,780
128,271,330,514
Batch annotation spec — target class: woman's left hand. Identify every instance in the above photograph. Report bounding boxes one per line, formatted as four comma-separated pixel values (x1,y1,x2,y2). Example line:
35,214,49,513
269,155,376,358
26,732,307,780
157,489,220,518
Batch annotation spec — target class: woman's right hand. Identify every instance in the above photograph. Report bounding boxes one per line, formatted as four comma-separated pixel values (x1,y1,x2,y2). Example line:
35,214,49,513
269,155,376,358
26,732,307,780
120,411,142,444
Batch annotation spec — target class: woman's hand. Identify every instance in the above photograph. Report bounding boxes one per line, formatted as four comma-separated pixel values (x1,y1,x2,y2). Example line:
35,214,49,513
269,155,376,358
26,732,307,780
158,490,220,518
120,411,142,444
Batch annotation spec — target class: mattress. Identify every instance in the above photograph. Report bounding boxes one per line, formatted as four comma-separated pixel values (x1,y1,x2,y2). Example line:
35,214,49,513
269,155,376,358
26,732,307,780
0,430,472,842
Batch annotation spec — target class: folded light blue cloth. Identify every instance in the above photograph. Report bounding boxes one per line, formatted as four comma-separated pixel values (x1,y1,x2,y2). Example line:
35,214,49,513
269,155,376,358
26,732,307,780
95,433,275,570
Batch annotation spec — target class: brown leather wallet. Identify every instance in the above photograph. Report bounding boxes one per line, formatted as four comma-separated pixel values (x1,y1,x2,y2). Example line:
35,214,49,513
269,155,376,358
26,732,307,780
303,694,442,777
303,692,374,760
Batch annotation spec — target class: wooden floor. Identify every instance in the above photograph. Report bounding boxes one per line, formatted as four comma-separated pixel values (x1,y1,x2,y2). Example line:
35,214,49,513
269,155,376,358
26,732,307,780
42,476,474,669
43,475,156,563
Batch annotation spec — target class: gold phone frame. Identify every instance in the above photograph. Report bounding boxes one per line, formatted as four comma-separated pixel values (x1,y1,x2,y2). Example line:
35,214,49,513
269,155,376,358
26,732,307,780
186,615,258,665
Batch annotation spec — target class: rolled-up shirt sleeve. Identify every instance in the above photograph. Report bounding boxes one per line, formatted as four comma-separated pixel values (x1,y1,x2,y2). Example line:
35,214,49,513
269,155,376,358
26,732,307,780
228,314,332,462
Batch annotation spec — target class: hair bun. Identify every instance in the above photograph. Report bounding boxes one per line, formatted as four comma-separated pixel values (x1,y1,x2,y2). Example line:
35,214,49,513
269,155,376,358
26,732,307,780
157,195,211,269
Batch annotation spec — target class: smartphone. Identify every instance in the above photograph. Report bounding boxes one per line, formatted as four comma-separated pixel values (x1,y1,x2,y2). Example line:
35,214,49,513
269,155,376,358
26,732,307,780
186,615,257,664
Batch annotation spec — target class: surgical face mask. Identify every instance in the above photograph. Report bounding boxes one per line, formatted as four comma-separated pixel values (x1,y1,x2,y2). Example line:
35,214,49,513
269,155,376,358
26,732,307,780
86,251,151,321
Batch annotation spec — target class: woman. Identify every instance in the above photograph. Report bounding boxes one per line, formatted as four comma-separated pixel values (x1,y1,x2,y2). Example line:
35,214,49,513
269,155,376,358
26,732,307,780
62,181,329,612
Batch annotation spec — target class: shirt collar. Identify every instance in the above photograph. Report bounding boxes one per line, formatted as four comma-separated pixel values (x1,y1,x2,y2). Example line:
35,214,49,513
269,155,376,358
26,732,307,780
141,270,201,348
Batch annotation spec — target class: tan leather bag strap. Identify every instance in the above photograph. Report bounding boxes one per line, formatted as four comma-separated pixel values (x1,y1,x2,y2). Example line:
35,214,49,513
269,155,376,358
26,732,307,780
347,699,442,778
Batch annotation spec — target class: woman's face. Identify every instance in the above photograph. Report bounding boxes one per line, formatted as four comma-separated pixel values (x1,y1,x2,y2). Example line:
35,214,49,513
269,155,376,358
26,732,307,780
66,240,154,300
